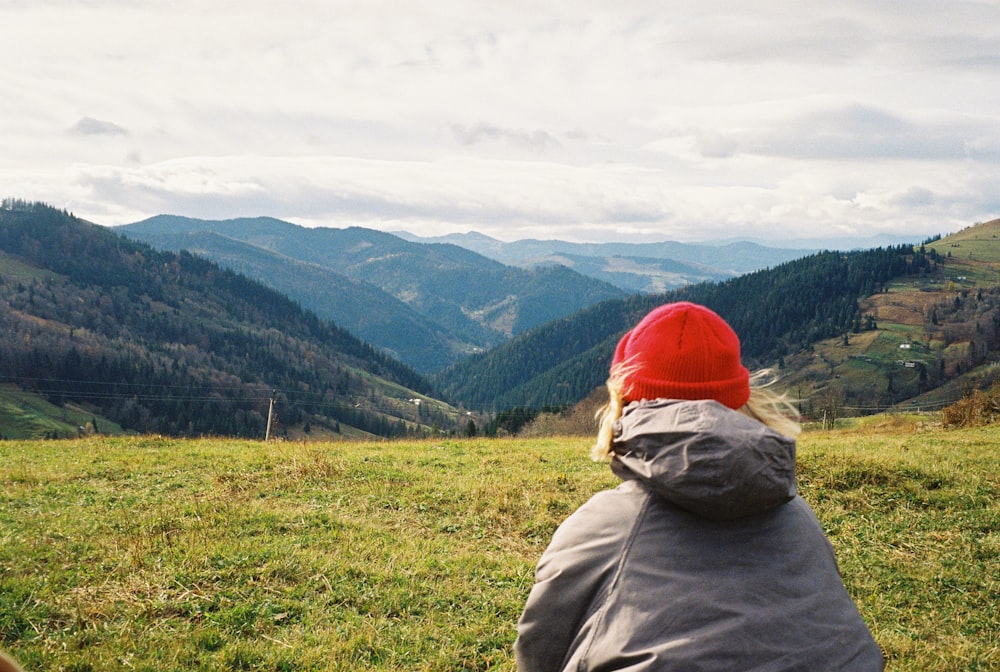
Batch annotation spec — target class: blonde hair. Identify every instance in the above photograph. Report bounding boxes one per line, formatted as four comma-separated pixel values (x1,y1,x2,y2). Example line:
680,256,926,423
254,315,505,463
591,367,801,461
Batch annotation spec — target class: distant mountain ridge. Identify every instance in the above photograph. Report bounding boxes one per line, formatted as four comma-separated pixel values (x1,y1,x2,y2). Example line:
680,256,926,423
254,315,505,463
120,216,628,373
394,230,819,292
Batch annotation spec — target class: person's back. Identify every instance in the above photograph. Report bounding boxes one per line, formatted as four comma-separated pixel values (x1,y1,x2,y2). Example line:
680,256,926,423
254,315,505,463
516,399,883,670
514,302,883,671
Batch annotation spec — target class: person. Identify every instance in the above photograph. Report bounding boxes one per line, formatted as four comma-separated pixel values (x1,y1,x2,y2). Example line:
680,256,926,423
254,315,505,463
514,301,883,671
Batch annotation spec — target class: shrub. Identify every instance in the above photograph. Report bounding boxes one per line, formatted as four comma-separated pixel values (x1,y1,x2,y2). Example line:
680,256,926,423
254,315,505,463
941,383,1000,427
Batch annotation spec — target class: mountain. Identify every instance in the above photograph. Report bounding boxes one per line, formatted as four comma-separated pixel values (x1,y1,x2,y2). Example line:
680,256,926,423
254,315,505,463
119,216,629,373
394,231,819,292
0,200,461,439
112,230,466,373
442,219,1000,423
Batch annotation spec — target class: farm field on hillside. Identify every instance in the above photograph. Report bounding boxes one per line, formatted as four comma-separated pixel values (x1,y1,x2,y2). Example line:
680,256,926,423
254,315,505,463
1,430,997,671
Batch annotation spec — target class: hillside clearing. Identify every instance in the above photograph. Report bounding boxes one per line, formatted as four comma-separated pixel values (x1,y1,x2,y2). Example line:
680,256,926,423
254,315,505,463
1,430,997,671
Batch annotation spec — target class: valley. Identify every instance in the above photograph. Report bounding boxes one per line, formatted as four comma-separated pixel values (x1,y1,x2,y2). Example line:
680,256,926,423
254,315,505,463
4,199,1000,440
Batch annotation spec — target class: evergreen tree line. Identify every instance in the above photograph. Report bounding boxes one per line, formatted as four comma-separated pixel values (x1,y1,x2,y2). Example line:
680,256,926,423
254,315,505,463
437,245,920,411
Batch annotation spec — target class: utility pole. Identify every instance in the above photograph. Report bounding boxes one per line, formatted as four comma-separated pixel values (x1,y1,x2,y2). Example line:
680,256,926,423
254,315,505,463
265,391,275,441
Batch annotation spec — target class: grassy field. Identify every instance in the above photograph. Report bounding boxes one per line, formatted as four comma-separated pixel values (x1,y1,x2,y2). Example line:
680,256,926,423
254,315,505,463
1,428,997,671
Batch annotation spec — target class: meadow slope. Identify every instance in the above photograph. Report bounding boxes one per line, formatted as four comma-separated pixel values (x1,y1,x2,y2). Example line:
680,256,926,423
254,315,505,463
1,427,996,671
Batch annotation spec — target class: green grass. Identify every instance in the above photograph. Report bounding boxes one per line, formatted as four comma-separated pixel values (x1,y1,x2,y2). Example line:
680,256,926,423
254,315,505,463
929,228,1000,264
1,430,997,671
799,428,998,669
0,386,124,440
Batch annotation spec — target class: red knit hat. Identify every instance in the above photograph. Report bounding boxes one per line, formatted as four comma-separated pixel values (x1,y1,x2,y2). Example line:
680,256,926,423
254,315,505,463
612,301,750,409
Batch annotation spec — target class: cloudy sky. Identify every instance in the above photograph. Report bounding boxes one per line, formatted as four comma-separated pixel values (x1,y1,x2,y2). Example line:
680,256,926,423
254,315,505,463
3,0,999,244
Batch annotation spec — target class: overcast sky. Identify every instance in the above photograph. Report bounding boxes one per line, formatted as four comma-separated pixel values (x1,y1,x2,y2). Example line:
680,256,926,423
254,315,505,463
3,0,999,244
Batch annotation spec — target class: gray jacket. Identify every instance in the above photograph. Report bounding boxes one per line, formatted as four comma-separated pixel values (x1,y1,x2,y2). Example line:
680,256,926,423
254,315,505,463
515,399,883,671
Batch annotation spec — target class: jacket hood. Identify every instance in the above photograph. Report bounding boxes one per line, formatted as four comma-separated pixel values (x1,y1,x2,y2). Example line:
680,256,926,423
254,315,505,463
611,399,796,520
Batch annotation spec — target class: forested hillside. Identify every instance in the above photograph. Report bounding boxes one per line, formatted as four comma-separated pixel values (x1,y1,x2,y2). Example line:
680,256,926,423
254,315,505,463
120,230,465,372
121,216,628,372
0,201,458,439
435,246,918,410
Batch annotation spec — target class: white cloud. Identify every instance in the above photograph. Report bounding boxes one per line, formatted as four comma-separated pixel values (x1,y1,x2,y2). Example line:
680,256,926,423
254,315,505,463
1,0,999,244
